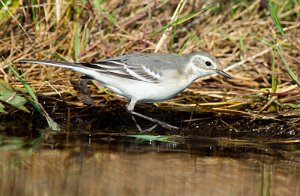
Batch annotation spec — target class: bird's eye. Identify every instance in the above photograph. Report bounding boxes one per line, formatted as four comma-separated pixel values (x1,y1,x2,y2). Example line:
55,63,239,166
205,61,212,66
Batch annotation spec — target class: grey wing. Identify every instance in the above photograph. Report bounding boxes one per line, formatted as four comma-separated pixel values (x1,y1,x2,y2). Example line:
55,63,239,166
81,54,168,83
111,53,184,70
19,53,185,84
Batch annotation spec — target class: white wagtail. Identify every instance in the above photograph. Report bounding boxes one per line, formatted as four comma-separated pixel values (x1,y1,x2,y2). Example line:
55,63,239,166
19,52,231,131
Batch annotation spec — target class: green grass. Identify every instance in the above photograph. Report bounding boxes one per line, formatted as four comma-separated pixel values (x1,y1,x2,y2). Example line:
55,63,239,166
128,135,174,143
0,79,29,114
268,0,284,36
271,51,278,93
0,0,19,22
150,4,216,37
5,60,60,131
275,44,300,86
239,35,245,51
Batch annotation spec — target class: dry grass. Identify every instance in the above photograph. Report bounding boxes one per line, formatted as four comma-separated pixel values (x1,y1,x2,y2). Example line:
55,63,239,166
0,0,299,129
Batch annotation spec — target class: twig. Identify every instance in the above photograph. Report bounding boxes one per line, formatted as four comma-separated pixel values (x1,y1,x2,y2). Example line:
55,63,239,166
154,0,187,52
0,0,32,42
116,1,167,31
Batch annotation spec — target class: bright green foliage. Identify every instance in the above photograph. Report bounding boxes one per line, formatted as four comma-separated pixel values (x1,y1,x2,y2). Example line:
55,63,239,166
0,0,19,22
129,135,173,143
0,79,29,113
6,62,60,131
0,102,7,114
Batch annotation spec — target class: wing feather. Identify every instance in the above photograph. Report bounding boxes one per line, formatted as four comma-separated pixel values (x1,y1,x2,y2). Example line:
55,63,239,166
19,53,175,84
80,59,163,83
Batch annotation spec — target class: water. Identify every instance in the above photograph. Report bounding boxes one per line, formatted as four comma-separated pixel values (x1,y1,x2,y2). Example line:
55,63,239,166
1,130,300,196
1,107,300,196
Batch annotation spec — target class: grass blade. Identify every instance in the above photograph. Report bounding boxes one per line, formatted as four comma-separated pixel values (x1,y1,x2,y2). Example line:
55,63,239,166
6,62,38,102
150,4,215,37
5,60,60,131
275,44,300,87
268,0,284,35
271,51,278,93
128,135,173,143
0,79,29,113
74,23,79,62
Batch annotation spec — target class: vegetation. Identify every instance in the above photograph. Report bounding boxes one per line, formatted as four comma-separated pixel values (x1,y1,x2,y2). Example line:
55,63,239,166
0,0,299,133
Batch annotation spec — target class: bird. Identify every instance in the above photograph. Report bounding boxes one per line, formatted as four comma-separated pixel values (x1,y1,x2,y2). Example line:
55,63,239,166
19,52,231,131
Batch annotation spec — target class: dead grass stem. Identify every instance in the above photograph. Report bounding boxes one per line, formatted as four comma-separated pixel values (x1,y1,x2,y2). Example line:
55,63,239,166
0,0,299,124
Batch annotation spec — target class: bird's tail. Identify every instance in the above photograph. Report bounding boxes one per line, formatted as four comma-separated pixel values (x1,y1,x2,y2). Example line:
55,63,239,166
18,59,80,69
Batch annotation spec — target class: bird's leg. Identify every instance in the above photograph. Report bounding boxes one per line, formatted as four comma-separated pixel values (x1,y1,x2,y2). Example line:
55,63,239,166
130,111,179,130
130,113,158,132
130,114,143,132
126,99,142,132
126,99,179,131
127,100,155,132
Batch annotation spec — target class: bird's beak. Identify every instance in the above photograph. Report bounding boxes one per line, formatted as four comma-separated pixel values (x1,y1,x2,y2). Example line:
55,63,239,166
216,69,231,79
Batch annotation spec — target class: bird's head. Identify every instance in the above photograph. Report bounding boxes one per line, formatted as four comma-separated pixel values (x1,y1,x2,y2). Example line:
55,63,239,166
188,52,231,79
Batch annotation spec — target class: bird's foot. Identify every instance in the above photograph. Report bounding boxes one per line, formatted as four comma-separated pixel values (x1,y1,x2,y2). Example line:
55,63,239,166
130,111,179,131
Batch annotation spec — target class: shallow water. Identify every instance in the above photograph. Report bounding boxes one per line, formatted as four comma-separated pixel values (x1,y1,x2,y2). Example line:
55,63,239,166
1,105,300,196
1,148,300,196
1,130,300,196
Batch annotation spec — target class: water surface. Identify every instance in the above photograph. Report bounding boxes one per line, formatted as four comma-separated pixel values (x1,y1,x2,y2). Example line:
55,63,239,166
1,131,300,196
